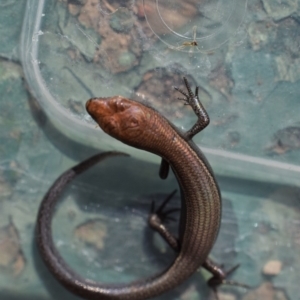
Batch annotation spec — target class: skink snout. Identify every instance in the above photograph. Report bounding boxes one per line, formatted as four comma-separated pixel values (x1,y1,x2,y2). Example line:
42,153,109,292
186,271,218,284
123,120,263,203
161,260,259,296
86,97,110,120
85,98,93,110
85,98,98,115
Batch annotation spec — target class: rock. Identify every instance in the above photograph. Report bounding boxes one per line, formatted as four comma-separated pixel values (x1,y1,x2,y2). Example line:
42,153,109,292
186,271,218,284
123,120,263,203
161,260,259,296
0,219,25,276
242,282,288,300
243,282,274,300
263,260,282,276
261,0,297,21
75,219,107,250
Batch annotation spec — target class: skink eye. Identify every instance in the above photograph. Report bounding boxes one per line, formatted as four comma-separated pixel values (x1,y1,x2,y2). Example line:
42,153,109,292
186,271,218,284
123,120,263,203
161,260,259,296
117,100,131,112
130,117,138,127
118,101,125,111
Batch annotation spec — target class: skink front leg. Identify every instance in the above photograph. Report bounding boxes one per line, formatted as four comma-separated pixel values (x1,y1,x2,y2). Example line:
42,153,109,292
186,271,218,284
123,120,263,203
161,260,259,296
159,77,210,180
174,77,210,140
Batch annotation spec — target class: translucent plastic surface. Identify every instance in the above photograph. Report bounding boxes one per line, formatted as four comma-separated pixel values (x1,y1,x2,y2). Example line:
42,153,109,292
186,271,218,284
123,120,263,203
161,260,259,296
144,0,247,52
21,0,300,187
0,0,297,300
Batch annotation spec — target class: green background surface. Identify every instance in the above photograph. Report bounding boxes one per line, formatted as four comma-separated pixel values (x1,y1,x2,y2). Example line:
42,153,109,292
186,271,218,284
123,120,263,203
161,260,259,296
0,1,300,300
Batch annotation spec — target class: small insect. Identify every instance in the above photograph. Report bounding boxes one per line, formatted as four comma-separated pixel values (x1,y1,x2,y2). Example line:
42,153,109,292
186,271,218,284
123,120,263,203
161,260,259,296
169,26,203,53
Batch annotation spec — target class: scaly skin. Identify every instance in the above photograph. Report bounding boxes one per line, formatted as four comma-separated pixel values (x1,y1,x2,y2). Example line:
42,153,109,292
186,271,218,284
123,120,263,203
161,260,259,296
37,79,226,300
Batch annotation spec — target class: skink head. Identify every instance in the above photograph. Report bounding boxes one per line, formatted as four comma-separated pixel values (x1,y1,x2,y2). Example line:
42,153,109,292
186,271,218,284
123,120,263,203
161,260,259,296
86,96,151,145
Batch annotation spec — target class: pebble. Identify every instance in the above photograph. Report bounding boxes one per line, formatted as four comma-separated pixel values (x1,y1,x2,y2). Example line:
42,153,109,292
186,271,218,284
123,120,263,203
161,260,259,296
263,260,282,276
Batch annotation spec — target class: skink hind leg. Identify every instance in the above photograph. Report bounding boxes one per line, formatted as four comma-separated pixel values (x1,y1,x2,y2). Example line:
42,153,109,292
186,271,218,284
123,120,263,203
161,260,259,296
174,77,210,140
148,190,180,251
203,258,249,299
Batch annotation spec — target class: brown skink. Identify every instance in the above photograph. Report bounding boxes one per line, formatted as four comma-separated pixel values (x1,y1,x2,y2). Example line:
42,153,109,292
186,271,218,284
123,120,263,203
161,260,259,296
37,77,242,300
